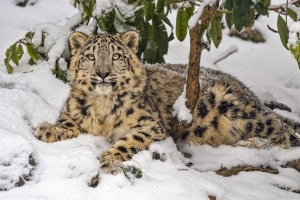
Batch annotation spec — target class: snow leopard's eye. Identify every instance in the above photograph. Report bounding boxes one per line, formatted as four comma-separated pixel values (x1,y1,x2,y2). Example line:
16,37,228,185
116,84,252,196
87,54,95,60
112,53,120,60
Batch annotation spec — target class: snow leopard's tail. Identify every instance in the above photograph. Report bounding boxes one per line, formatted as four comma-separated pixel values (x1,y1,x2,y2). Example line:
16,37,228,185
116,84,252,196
279,115,300,147
263,101,300,147
264,101,292,112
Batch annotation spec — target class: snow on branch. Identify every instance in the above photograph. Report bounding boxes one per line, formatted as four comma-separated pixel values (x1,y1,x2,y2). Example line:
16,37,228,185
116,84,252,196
188,0,218,29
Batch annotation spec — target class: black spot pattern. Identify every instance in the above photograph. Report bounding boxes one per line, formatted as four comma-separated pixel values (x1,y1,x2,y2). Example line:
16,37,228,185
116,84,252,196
248,111,257,119
126,108,134,116
58,119,67,123
181,130,190,140
266,127,274,136
193,126,207,137
130,147,139,154
197,100,208,118
245,122,253,133
81,105,90,116
208,92,215,107
266,119,273,126
231,108,239,119
114,120,123,128
138,116,154,122
255,122,265,134
76,98,86,106
117,146,127,153
226,89,233,94
241,111,248,119
46,132,51,138
65,122,74,127
218,101,232,115
138,131,150,138
211,117,218,129
133,135,144,142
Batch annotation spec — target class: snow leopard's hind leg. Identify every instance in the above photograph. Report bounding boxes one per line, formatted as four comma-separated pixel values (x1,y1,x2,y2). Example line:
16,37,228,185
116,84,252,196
179,77,297,149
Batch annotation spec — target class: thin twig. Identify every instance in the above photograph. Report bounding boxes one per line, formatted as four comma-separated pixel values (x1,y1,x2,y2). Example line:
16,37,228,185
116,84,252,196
286,0,289,39
285,0,289,37
213,47,238,64
267,25,279,33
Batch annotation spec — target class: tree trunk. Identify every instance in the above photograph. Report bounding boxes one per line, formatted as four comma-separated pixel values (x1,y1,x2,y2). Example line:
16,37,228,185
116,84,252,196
171,1,220,142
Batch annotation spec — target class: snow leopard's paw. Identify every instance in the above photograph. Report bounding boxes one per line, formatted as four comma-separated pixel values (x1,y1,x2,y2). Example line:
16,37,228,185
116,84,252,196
100,149,124,175
35,122,59,143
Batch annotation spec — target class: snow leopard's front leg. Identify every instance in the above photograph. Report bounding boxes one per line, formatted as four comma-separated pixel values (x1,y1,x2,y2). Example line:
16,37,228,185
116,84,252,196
35,111,81,143
100,116,166,174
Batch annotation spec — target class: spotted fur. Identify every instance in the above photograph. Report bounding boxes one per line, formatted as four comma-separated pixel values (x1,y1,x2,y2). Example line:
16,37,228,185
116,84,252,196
35,31,300,174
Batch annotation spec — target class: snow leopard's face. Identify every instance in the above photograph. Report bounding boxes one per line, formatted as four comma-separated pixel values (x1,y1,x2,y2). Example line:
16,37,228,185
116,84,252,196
68,31,143,95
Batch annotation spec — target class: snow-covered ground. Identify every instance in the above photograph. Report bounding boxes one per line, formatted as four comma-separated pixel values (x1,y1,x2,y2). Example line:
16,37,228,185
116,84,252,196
1,0,300,199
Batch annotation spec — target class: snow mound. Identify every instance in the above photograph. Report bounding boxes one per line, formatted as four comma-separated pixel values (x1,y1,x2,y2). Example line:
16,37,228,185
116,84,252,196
0,132,34,191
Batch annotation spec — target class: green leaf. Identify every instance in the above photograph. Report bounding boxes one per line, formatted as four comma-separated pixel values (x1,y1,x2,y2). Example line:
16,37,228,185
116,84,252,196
4,57,13,74
233,0,250,31
145,20,154,40
128,0,138,4
225,13,233,29
123,166,142,180
206,31,211,51
28,58,36,65
186,4,194,17
4,58,9,66
97,10,115,31
156,0,164,15
289,43,300,66
5,48,12,58
153,14,168,55
136,17,147,57
255,2,268,16
145,0,155,21
210,15,222,48
10,44,19,66
25,32,34,40
26,43,42,60
53,59,68,83
258,0,270,7
6,62,14,74
224,0,233,10
176,7,190,41
277,15,288,50
17,44,24,60
144,39,157,63
155,50,165,63
287,8,298,22
161,16,174,41
168,32,174,41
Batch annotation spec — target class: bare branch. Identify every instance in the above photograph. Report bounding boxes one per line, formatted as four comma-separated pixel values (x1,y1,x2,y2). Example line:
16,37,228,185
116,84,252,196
213,46,238,64
267,25,279,33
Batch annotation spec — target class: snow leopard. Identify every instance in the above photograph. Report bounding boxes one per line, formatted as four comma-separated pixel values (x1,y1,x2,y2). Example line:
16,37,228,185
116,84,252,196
35,31,300,174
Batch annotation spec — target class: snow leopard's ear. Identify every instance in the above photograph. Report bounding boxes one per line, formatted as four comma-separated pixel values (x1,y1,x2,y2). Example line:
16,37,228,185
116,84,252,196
69,32,88,56
119,31,139,54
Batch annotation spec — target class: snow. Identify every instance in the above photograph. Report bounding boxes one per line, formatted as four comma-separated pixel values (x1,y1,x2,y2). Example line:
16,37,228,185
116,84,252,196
0,0,300,199
188,0,217,29
288,21,300,48
172,85,193,123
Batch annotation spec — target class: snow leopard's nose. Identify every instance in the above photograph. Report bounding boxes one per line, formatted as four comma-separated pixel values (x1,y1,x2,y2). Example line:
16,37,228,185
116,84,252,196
96,71,110,80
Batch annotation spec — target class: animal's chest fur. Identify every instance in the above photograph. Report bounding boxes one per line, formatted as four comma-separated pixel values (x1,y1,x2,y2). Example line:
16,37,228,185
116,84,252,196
68,90,140,138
